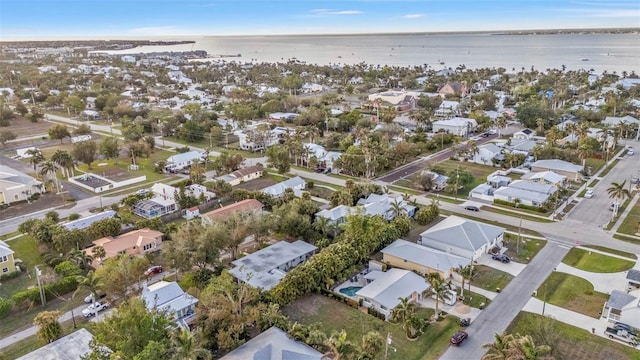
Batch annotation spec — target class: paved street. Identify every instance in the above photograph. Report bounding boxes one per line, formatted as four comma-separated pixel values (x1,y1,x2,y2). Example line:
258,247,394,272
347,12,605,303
440,242,570,360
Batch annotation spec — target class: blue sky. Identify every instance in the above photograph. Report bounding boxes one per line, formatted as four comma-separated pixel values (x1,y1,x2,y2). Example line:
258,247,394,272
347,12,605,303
1,0,639,39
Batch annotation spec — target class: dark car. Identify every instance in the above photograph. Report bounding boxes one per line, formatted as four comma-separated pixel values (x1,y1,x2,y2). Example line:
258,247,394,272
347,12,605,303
615,322,638,336
464,205,480,212
450,331,468,346
492,254,511,263
144,265,163,277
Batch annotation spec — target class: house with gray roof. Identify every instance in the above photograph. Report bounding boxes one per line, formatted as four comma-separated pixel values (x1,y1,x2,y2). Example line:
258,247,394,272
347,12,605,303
432,117,477,137
163,150,205,173
357,193,417,220
382,239,470,279
471,143,503,165
522,171,567,187
355,268,430,320
261,176,306,198
531,159,583,180
61,210,117,231
220,326,323,360
602,289,640,328
229,240,317,290
627,269,640,291
0,165,44,205
141,281,199,329
419,216,504,260
16,328,95,360
493,186,551,208
314,205,355,226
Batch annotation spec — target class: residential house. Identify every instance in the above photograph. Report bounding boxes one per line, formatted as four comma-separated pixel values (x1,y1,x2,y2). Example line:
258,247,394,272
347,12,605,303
471,143,503,165
438,81,468,96
141,281,199,329
602,289,640,328
493,180,556,208
0,165,44,205
268,112,299,122
434,100,460,117
261,176,306,197
487,173,512,188
381,239,470,279
16,328,94,360
184,207,199,220
420,171,449,191
432,117,477,137
367,90,419,113
357,193,417,220
163,151,204,173
151,183,179,202
133,197,177,219
0,241,17,275
61,210,117,231
419,216,504,261
89,229,164,262
185,184,215,202
626,269,640,291
229,240,317,290
512,128,536,140
531,159,583,181
201,199,263,224
603,115,640,132
521,171,567,187
506,139,537,156
215,165,263,186
314,205,355,226
236,125,290,151
355,269,430,320
318,151,342,172
220,326,323,360
469,183,495,201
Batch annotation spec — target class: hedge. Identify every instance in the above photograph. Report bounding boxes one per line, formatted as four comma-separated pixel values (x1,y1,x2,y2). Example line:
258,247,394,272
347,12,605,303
493,199,547,213
11,276,78,306
0,298,13,318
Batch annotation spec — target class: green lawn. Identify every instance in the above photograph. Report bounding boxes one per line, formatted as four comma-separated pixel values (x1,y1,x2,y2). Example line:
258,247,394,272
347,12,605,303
582,245,637,260
562,248,634,273
598,158,620,177
0,231,21,240
613,233,640,245
432,160,497,199
462,291,491,309
77,149,174,184
535,272,609,318
470,265,513,292
283,294,460,360
616,199,640,236
502,234,547,264
507,312,640,360
585,157,607,175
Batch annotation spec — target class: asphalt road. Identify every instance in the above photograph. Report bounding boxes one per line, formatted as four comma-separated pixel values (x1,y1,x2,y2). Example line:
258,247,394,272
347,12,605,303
568,142,640,226
440,241,570,360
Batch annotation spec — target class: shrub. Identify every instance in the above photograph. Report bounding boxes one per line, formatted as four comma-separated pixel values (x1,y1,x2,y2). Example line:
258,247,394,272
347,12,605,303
54,261,82,277
0,271,22,281
0,298,13,318
67,213,81,221
493,199,546,213
307,181,314,189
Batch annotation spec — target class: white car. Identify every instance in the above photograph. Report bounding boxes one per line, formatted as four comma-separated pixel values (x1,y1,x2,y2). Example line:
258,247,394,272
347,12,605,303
629,149,635,156
82,301,109,318
488,129,497,135
584,188,594,198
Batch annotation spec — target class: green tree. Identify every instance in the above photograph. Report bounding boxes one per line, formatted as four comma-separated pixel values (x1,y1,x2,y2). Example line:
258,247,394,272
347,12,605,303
266,144,291,173
425,272,452,319
95,255,149,301
169,329,212,360
99,137,120,161
33,311,63,344
72,123,92,136
607,180,631,217
72,140,98,169
64,95,86,116
0,130,16,146
391,297,416,329
482,332,517,360
48,124,71,144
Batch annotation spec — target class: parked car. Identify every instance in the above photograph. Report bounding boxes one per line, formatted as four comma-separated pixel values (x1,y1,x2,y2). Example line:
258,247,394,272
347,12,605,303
615,322,638,336
492,254,511,263
488,129,497,135
450,331,468,346
464,205,480,212
629,149,635,156
144,265,163,277
82,301,109,318
609,202,619,212
584,188,594,198
136,189,149,195
84,292,107,304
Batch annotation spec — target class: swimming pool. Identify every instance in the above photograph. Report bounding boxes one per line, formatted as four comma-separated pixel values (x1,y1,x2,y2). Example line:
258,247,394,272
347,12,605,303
339,286,363,297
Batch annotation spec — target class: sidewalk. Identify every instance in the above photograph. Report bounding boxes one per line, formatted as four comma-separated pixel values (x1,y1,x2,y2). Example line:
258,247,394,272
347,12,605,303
555,262,628,294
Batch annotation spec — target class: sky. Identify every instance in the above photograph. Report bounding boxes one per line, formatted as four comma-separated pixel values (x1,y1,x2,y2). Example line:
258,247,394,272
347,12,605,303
1,0,639,39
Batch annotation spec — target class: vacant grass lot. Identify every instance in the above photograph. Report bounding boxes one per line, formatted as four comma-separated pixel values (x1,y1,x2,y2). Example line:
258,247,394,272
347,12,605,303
470,265,513,292
76,149,173,184
616,199,640,236
562,248,634,273
502,235,547,264
535,272,609,318
283,294,459,360
507,312,640,360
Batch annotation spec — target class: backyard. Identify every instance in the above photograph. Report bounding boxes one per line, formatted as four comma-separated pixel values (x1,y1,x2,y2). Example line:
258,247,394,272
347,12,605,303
562,248,635,273
507,312,640,360
283,294,460,360
535,272,609,318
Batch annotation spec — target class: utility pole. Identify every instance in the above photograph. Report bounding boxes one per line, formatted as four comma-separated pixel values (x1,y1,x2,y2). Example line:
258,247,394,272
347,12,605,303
517,217,522,255
455,165,460,200
36,266,46,306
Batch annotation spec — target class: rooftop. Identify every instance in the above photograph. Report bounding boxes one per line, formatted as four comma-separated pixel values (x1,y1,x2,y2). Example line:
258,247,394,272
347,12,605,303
220,326,323,360
420,215,504,251
355,268,430,310
202,199,263,222
61,210,117,231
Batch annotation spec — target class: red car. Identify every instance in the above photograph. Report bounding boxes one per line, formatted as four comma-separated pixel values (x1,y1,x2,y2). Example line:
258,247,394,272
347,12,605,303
144,266,163,276
450,331,468,346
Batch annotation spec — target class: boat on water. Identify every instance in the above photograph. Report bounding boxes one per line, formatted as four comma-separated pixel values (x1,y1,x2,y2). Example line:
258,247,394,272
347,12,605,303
581,58,589,61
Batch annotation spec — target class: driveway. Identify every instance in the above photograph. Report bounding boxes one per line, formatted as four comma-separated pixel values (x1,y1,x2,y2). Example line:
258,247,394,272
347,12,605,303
475,254,527,277
568,144,640,226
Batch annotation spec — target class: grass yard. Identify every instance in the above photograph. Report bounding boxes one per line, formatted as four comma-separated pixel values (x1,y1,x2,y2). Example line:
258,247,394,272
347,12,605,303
585,157,607,175
480,206,553,223
0,231,21,241
308,185,334,200
462,291,491,309
433,160,497,198
613,233,640,245
616,199,640,236
562,248,634,273
283,294,460,360
582,245,637,260
470,265,513,292
3,116,56,138
502,234,547,264
598,158,620,177
535,272,609,318
507,312,640,360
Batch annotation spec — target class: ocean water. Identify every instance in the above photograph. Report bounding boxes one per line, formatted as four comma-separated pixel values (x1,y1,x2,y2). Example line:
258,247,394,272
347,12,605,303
107,33,640,73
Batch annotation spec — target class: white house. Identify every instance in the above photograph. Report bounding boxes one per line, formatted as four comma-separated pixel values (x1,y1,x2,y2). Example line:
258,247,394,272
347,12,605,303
419,216,504,261
151,183,179,202
434,100,460,117
220,327,323,360
141,281,199,329
471,144,503,165
0,165,44,205
163,151,204,173
355,269,430,320
602,289,640,328
521,171,567,187
432,117,477,137
493,183,553,208
531,159,583,181
381,239,470,279
512,128,536,140
261,176,306,197
357,193,417,220
61,210,117,231
229,240,317,290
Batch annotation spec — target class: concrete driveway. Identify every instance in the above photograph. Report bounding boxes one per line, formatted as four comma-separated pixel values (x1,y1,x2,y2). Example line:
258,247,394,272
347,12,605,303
475,254,527,277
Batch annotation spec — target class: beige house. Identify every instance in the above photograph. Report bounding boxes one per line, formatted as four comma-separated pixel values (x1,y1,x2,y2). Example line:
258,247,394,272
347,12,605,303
201,199,264,224
0,240,17,275
90,228,164,262
0,165,44,205
216,165,263,186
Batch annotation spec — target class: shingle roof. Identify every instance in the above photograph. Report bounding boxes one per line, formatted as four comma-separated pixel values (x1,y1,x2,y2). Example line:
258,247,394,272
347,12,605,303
202,199,263,222
420,215,504,252
141,281,198,314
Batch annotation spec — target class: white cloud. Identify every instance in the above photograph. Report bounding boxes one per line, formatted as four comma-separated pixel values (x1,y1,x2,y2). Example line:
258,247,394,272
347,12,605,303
402,14,424,19
308,9,364,16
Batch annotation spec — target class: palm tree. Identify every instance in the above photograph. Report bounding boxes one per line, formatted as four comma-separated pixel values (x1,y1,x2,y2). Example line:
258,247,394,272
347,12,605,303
51,150,73,179
40,160,59,192
607,180,631,217
495,117,506,137
425,273,452,319
389,198,405,219
170,328,212,360
508,334,551,360
74,271,104,319
360,331,383,359
481,332,517,360
26,148,45,175
391,297,416,329
458,264,474,299
313,216,337,238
